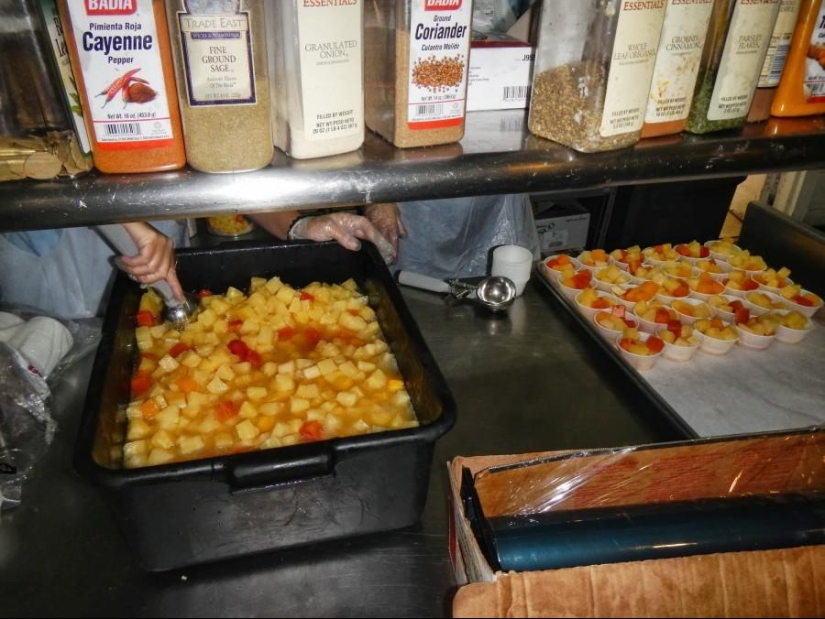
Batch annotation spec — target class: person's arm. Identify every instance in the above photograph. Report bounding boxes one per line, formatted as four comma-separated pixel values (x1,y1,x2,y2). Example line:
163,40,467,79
248,209,396,261
117,222,184,301
363,203,406,253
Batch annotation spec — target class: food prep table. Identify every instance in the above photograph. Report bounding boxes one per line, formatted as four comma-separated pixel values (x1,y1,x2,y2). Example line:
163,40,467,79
3,204,822,617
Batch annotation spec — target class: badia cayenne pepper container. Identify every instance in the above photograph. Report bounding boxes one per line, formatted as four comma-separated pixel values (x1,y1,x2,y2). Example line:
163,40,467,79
58,0,185,173
364,0,473,148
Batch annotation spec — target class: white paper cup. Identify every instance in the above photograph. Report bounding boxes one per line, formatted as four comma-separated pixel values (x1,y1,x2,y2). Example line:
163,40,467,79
492,245,533,296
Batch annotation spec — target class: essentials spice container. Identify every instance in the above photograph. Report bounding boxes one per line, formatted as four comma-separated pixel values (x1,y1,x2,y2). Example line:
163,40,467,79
166,0,272,173
640,0,715,139
747,0,802,122
58,0,186,174
771,0,825,117
364,0,473,148
685,0,782,134
266,1,364,159
528,0,667,153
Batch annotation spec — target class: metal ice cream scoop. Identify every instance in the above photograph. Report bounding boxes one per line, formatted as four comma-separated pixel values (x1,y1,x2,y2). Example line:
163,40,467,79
397,271,516,313
96,224,197,329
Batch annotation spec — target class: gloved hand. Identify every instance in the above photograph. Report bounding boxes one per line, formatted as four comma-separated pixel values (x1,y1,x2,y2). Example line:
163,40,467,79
289,212,397,263
363,203,406,254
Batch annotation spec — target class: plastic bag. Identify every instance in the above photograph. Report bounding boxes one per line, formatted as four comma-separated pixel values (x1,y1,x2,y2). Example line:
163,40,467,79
0,305,101,513
393,194,540,280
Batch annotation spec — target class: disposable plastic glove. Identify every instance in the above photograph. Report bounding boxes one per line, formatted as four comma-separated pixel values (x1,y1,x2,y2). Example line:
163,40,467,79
290,213,397,263
363,203,406,254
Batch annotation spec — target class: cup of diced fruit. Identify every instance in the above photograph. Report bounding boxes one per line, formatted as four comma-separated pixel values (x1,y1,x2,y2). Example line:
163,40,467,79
671,298,715,325
642,243,680,265
707,294,749,324
609,245,643,272
727,250,767,274
656,322,701,362
775,286,823,319
577,249,610,272
722,270,760,298
674,240,711,263
557,269,593,301
694,318,739,355
633,302,680,334
544,254,582,278
704,238,741,262
654,277,691,304
752,267,793,295
686,272,726,301
575,288,617,320
693,258,732,282
610,281,660,310
743,290,789,316
734,314,779,350
593,308,638,341
771,310,815,345
615,329,664,371
594,264,633,292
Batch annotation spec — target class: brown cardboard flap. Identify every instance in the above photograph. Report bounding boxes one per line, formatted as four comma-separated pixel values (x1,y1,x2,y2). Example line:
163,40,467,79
453,545,825,618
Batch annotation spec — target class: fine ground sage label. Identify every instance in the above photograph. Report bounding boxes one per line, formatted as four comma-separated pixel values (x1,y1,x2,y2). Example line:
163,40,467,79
176,4,255,105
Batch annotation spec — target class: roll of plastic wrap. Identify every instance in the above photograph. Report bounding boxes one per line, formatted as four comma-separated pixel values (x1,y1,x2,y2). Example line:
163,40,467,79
475,492,825,572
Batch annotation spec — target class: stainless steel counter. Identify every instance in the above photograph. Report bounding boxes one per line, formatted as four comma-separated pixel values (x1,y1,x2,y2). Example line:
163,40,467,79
2,111,825,231
0,281,686,618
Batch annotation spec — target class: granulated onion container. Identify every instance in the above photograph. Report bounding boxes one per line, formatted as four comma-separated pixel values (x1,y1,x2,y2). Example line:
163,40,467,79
685,0,782,134
166,0,273,173
528,0,667,153
266,1,364,159
364,0,473,148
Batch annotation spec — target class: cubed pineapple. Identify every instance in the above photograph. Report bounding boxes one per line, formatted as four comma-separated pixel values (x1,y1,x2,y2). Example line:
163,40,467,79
235,419,260,441
246,386,268,402
214,432,234,451
301,364,321,380
274,374,295,394
278,360,295,375
206,376,229,394
151,430,175,450
296,383,320,399
146,449,175,466
238,401,258,419
259,402,282,416
317,358,337,376
127,418,151,440
276,287,295,304
198,308,217,327
177,435,205,455
366,369,388,390
209,297,230,316
290,397,310,414
336,391,358,407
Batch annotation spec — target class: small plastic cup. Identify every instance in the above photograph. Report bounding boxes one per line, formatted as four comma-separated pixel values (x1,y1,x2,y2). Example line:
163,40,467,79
492,245,533,296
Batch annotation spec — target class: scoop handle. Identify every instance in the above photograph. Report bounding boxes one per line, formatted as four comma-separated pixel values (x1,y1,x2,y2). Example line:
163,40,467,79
95,224,180,308
397,271,451,294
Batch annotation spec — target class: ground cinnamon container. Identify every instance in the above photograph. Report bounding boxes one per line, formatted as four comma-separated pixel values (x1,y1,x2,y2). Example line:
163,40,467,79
641,0,715,139
528,0,667,153
771,0,825,117
364,0,473,149
685,0,782,134
166,0,273,173
58,0,186,174
748,0,803,122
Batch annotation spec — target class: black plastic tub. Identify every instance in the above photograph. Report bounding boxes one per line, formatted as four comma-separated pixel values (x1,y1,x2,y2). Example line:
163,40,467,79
74,240,456,572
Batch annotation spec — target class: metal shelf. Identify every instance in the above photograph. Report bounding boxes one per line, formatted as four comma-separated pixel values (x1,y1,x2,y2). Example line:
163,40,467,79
2,110,825,232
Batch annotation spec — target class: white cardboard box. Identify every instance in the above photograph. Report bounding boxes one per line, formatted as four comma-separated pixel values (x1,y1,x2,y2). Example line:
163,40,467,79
532,200,591,255
466,32,534,112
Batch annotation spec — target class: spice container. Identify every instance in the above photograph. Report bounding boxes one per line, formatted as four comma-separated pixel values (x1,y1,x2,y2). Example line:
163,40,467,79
0,0,92,181
685,0,782,135
528,0,667,153
747,0,802,122
364,0,473,149
266,1,364,160
206,214,254,237
58,0,186,174
771,0,825,117
166,0,272,173
641,0,715,139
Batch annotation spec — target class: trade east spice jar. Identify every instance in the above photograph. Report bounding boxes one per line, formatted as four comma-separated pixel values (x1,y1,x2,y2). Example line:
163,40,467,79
166,0,273,173
528,0,667,153
364,0,473,148
58,0,186,174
